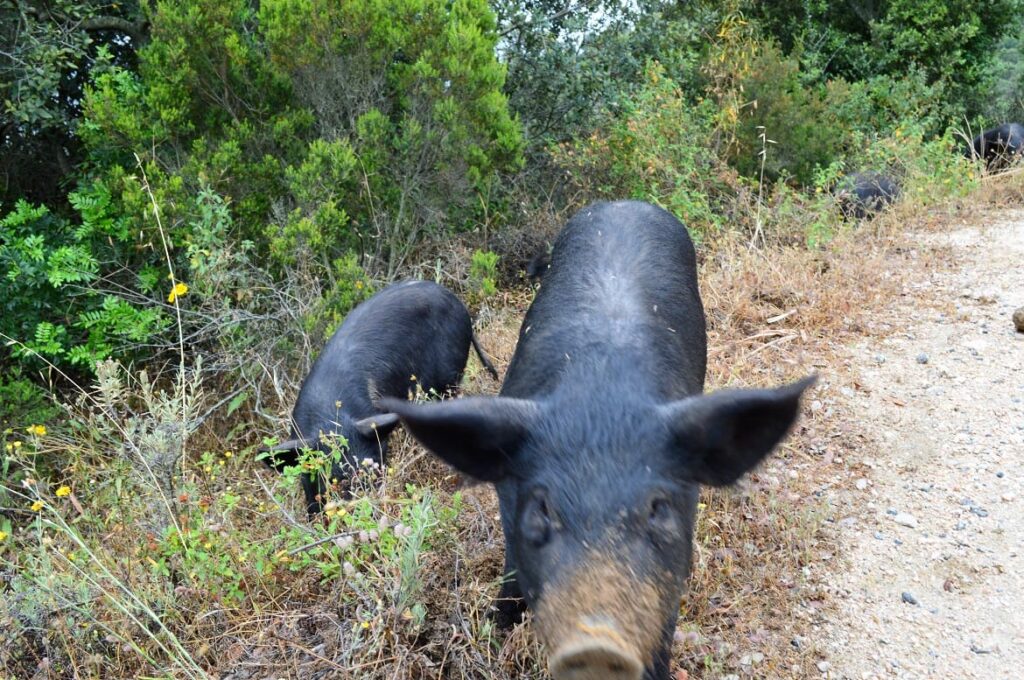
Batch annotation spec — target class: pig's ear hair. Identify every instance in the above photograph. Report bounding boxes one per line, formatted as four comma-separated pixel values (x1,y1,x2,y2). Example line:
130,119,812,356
378,396,539,482
660,376,816,487
353,412,401,438
257,438,309,471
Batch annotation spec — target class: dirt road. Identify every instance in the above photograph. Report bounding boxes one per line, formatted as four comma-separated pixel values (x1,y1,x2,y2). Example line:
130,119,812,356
821,211,1024,678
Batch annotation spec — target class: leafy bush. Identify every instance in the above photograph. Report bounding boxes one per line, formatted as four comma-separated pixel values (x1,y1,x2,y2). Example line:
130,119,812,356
553,63,724,236
0,371,62,432
707,36,847,185
469,250,500,302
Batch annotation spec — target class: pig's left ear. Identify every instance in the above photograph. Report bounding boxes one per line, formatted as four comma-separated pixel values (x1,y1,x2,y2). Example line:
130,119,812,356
660,376,816,486
377,396,539,482
353,412,401,438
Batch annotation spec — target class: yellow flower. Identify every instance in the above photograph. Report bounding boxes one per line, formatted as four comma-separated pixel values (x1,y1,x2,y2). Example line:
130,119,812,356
0,531,8,541
13,441,22,449
697,502,707,511
355,280,364,290
27,424,46,437
361,621,370,629
56,485,71,498
167,282,189,303
223,451,233,458
4,443,11,452
31,500,45,512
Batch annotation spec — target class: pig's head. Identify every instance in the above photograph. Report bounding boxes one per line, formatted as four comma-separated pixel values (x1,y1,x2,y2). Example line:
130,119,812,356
380,376,814,680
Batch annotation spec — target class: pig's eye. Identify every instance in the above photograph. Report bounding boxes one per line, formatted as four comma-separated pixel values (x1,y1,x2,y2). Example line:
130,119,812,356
523,493,553,546
648,496,674,529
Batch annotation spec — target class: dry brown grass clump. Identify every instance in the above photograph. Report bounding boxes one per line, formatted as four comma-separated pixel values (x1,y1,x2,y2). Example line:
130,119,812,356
3,169,1023,679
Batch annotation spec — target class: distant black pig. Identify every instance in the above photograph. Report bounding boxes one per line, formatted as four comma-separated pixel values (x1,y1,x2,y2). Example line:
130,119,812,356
835,171,900,220
964,123,1024,169
382,202,813,680
262,280,498,515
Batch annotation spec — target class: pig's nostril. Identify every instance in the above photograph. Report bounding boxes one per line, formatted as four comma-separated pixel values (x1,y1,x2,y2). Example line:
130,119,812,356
549,638,643,680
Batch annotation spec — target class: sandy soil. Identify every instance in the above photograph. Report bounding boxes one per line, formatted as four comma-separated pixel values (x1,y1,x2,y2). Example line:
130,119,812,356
819,211,1024,678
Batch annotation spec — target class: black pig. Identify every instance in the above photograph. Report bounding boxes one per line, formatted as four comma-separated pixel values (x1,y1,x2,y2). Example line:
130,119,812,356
836,171,900,220
964,123,1024,169
381,201,814,680
262,280,498,515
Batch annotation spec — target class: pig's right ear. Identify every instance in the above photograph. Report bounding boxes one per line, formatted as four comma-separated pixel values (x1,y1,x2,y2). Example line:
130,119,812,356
378,396,539,482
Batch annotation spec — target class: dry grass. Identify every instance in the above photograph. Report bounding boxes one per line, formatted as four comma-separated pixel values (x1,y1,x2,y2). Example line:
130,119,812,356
3,168,1023,680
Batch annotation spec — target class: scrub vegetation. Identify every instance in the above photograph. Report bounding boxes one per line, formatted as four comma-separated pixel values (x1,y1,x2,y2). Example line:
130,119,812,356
2,0,1024,677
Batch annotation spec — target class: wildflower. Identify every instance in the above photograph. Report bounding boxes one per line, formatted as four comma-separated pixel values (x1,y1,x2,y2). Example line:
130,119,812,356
14,441,22,449
360,621,370,629
358,530,369,543
167,282,189,303
55,485,71,498
27,424,47,436
4,443,11,452
343,561,356,576
204,465,213,473
203,541,212,550
697,502,707,511
355,280,364,290
0,531,8,541
31,500,44,512
223,451,233,458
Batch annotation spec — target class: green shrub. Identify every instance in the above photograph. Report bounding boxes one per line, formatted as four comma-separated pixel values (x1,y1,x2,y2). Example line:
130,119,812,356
0,371,62,432
715,40,847,185
469,250,500,302
553,63,723,236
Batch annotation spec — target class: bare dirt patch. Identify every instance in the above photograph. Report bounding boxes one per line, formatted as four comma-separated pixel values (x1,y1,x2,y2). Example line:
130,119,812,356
819,211,1024,678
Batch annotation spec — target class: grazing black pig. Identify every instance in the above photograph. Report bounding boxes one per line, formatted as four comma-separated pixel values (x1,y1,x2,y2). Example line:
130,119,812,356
381,201,814,680
964,123,1024,169
836,171,901,220
262,280,498,515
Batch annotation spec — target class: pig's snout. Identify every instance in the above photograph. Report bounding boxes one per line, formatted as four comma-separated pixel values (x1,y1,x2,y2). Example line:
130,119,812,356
548,623,643,680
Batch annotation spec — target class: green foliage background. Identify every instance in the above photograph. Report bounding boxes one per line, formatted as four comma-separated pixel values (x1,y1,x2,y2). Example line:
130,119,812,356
1,0,1022,411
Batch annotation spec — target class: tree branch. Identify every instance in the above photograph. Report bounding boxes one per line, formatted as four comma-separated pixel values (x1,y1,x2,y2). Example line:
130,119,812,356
81,15,149,46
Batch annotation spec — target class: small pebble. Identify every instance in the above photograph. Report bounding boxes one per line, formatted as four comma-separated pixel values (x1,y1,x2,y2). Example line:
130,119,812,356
817,661,831,673
892,512,919,528
855,478,869,490
1013,307,1024,333
970,506,989,518
874,531,884,540
916,353,929,364
874,353,887,365
996,471,1005,478
901,591,918,605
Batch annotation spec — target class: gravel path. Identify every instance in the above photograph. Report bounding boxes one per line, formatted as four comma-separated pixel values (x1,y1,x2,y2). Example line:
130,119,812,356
821,211,1024,678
